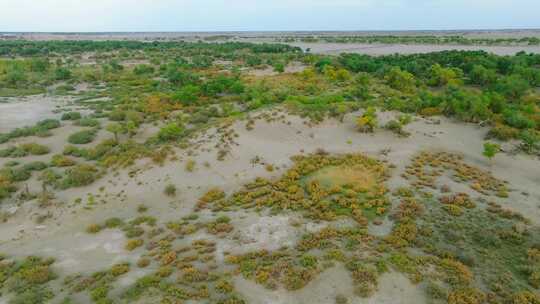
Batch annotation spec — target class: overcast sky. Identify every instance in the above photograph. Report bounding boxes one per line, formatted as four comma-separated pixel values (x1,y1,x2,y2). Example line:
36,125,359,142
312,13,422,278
1,0,539,32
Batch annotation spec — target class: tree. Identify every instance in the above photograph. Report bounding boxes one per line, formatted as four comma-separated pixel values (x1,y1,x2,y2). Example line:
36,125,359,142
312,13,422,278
495,74,530,100
357,107,378,133
106,123,123,142
124,121,137,138
428,64,463,87
520,130,540,154
483,142,500,164
469,65,497,86
384,67,416,93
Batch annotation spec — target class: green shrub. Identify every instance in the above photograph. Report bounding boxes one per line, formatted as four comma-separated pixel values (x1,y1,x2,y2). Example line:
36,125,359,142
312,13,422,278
68,129,97,144
9,286,54,304
61,112,82,121
0,119,61,144
36,119,61,130
108,110,126,121
22,161,48,171
172,85,200,105
86,224,102,234
384,67,416,92
105,217,124,228
503,109,536,129
58,164,99,188
51,155,76,167
164,184,177,197
487,124,520,140
520,130,540,154
157,123,184,142
75,118,100,127
21,143,50,155
0,144,49,157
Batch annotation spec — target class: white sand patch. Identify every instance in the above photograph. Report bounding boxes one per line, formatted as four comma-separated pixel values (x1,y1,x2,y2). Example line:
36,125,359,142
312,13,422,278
0,95,72,133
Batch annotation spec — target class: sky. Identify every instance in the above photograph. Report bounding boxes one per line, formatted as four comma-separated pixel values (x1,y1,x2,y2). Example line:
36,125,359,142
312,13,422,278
0,0,539,32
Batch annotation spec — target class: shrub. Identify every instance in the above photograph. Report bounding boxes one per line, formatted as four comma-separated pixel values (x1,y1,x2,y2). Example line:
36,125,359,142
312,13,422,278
51,155,76,167
133,64,154,75
125,239,144,251
61,112,82,121
9,287,54,304
86,224,102,234
75,118,100,127
273,62,285,73
105,217,124,228
172,85,200,105
335,294,348,304
110,263,130,276
356,107,378,133
447,288,485,304
483,142,500,163
185,159,196,172
68,129,97,144
22,161,48,171
137,258,150,268
428,64,462,86
469,65,497,86
300,255,318,268
36,119,61,130
512,291,540,304
20,143,50,155
108,110,126,121
1,144,50,157
157,123,184,142
487,123,520,140
58,164,99,188
503,110,536,129
54,67,71,80
385,67,416,92
164,184,177,197
520,130,540,154
137,204,148,213
495,74,530,99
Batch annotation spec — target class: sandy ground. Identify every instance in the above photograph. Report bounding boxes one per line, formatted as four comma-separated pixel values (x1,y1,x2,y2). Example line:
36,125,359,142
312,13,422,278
0,109,539,303
0,95,76,133
236,267,425,304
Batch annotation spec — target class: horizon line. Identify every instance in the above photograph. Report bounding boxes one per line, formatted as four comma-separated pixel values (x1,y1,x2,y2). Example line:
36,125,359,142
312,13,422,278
2,28,540,35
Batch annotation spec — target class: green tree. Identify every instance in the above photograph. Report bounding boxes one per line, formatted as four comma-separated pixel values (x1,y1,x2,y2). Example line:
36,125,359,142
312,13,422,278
106,123,123,142
469,65,497,86
495,74,530,100
356,107,378,133
428,64,462,87
483,142,500,164
384,67,416,93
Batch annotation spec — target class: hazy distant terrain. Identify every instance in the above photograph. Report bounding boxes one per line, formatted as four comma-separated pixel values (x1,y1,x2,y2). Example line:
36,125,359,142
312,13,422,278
3,29,540,40
3,30,540,55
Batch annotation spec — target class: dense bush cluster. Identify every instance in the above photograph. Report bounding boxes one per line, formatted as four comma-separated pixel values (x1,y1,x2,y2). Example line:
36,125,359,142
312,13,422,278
197,152,390,224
